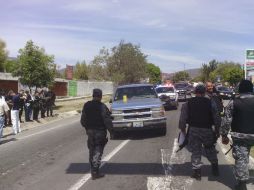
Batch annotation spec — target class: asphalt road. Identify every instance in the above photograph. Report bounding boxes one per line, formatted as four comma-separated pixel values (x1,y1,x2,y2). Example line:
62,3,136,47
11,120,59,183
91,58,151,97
0,102,253,190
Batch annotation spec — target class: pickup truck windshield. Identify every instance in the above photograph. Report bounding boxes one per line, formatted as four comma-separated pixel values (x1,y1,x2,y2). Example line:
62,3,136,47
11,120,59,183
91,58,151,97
114,86,157,101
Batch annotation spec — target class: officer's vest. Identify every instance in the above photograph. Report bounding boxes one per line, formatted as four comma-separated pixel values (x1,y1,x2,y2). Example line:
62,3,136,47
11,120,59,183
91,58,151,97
187,97,213,128
84,100,105,130
231,95,254,134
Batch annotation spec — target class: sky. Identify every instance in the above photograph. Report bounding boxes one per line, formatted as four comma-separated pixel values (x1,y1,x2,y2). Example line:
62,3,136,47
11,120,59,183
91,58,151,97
1,0,254,73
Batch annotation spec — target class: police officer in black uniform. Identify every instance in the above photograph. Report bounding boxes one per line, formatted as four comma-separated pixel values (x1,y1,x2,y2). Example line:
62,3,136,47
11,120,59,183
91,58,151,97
80,89,112,180
179,84,221,180
221,80,254,190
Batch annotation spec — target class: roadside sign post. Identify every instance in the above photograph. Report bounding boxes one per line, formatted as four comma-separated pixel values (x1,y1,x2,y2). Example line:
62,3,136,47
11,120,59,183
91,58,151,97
245,49,254,80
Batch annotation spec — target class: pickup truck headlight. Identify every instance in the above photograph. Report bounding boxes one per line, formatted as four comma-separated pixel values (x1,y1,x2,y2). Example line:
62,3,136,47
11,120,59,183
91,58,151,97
151,106,165,117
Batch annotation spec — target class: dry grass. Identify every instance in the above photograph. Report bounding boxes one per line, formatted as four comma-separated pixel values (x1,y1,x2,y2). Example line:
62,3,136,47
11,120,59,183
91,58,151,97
54,95,111,113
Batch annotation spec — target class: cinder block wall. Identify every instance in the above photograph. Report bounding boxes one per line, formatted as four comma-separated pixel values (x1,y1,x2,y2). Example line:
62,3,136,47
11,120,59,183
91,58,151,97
76,81,113,96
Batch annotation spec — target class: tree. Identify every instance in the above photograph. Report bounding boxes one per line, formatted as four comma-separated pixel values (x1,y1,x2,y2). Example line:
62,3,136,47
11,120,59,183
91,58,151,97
209,61,243,85
89,47,109,81
172,71,190,82
223,66,243,86
0,39,8,72
107,41,148,84
201,59,218,82
4,59,17,73
74,61,89,80
12,40,56,90
146,63,161,84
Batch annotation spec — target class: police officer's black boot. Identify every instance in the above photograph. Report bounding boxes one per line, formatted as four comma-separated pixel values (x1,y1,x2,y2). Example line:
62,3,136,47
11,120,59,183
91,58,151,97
211,162,219,176
191,169,201,181
235,180,247,190
91,169,105,180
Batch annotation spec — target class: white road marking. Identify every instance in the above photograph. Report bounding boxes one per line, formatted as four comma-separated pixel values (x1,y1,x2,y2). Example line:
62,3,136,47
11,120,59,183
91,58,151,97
218,136,254,168
68,140,130,190
147,138,193,190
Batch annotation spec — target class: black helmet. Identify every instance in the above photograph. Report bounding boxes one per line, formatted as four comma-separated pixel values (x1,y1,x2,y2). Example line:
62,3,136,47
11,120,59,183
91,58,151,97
195,84,206,94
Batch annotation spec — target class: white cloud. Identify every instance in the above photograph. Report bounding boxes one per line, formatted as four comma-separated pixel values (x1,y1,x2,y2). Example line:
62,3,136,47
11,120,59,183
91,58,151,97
2,0,254,73
24,23,110,33
62,0,110,12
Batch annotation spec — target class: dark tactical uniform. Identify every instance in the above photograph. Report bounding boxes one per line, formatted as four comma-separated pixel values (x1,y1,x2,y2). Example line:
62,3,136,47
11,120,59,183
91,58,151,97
221,93,254,184
179,85,221,181
206,90,224,115
80,94,112,179
33,93,41,120
45,90,56,117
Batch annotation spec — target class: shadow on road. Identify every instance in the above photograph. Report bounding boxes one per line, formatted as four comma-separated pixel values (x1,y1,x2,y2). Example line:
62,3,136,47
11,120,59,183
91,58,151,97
171,162,254,189
0,138,17,145
66,162,254,189
66,162,164,175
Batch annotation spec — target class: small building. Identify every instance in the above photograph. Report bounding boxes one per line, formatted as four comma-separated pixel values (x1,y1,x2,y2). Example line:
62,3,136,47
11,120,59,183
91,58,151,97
0,72,19,93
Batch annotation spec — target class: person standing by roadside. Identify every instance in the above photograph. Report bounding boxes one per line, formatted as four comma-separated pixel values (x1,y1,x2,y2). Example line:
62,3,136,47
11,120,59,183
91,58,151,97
221,80,254,190
179,84,221,180
5,90,13,126
0,90,9,143
0,90,9,138
11,91,21,135
24,90,33,121
39,90,46,118
33,91,40,121
45,89,55,117
80,89,113,180
18,90,26,123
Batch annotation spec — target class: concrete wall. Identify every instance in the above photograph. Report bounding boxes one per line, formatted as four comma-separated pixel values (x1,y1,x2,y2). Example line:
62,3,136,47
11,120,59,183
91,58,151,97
76,81,114,96
0,72,113,97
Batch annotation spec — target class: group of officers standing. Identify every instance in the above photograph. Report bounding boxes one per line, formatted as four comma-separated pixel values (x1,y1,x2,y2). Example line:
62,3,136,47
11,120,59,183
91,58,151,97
80,80,254,190
0,89,56,141
179,80,254,190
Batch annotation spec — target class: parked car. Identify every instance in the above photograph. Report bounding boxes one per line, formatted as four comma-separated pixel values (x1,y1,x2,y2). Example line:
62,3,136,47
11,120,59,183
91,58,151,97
174,82,189,101
186,84,195,95
110,84,167,139
155,85,178,110
216,86,235,99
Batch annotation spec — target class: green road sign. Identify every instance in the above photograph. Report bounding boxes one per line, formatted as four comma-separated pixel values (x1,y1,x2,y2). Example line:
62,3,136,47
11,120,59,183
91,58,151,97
246,49,254,59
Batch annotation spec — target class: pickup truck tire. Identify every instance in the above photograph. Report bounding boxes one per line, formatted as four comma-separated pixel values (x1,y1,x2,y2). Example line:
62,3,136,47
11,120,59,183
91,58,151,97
110,131,117,140
159,127,167,136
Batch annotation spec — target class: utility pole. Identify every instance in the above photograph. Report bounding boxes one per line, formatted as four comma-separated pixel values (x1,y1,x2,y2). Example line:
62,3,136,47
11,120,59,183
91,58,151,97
184,63,186,81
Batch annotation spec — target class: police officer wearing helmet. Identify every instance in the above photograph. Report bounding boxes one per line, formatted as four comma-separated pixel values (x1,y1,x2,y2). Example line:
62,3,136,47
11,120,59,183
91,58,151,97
179,84,221,180
80,88,113,180
221,80,254,190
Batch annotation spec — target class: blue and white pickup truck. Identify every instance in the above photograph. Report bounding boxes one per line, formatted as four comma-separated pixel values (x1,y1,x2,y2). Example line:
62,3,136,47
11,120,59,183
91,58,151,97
109,84,167,138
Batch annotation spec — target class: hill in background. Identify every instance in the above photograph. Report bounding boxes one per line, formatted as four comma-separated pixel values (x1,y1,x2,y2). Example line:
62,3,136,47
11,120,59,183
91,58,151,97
161,68,201,81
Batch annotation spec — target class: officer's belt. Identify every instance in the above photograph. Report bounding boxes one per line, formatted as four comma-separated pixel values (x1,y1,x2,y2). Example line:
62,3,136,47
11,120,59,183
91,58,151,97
189,125,212,129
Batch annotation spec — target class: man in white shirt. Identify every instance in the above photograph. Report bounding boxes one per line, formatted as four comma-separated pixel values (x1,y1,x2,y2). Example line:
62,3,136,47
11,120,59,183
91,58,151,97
0,90,9,143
